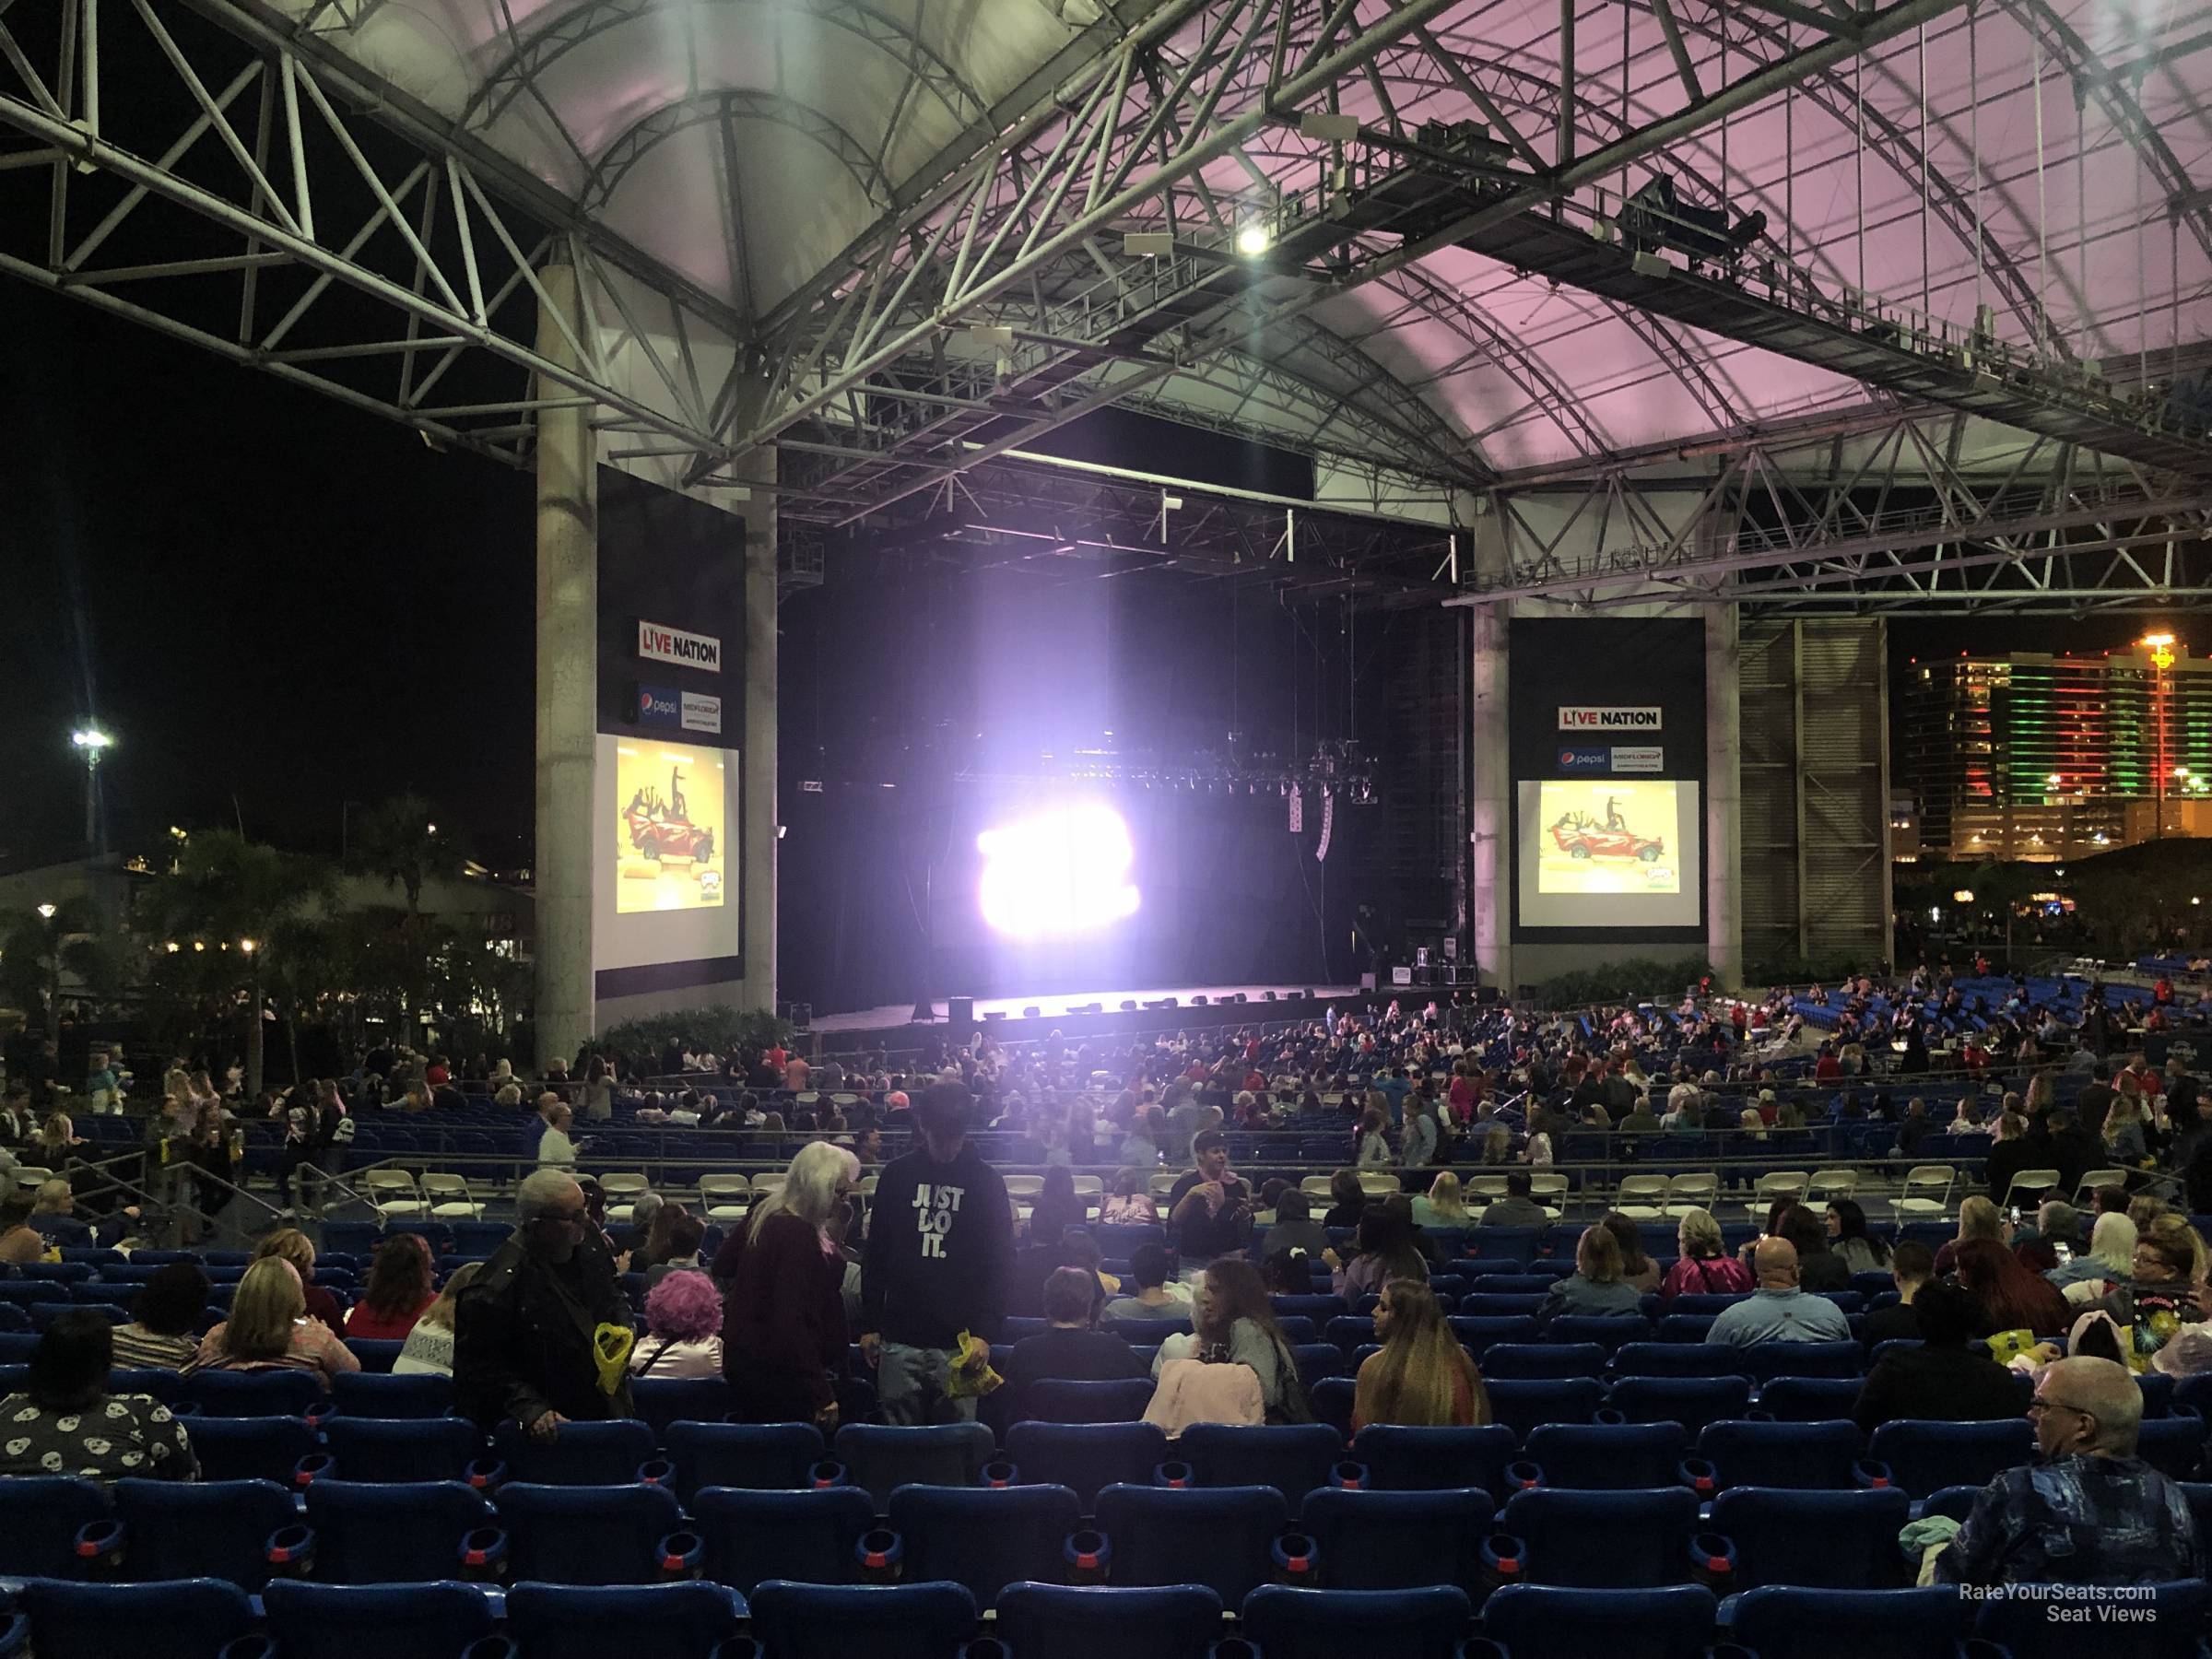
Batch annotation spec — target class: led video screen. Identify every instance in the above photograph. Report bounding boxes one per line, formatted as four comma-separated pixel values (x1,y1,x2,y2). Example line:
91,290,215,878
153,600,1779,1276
1516,778,1700,930
615,740,729,914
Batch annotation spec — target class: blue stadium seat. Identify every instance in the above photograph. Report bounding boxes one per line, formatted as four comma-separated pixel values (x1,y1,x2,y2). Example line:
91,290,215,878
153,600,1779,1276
1449,1315,1542,1354
1971,1576,2207,1658
492,1418,658,1486
1300,1487,1492,1591
1311,1376,1359,1437
1696,1419,1865,1490
1709,1488,1912,1589
1606,1376,1752,1434
1717,1586,1972,1659
261,1579,497,1659
1480,1584,1720,1659
1757,1377,1863,1422
1743,1341,1865,1382
995,1583,1223,1659
112,1477,300,1590
321,1415,480,1484
18,1577,256,1659
1324,1316,1377,1351
1611,1342,1744,1378
1092,1484,1288,1603
629,1375,733,1439
1178,1423,1341,1511
0,1327,34,1357
2135,1412,2205,1481
1463,1295,1549,1318
1273,1295,1347,1322
302,1480,492,1583
834,1422,995,1509
1004,1421,1167,1507
693,1486,875,1594
1546,1315,1652,1351
747,1581,979,1659
1483,1378,1606,1440
1655,1314,1717,1342
182,1415,319,1487
346,1338,404,1373
1668,1296,1749,1315
663,1420,825,1504
1865,1419,2035,1499
503,1582,742,1659
1019,1377,1155,1423
182,1369,323,1418
1500,1487,1700,1588
1483,1342,1606,1380
1523,1422,1688,1489
1293,1343,1348,1390
888,1483,1082,1608
1350,1424,1519,1501
497,1481,685,1585
0,1474,108,1577
1240,1585,1472,1659
329,1371,453,1418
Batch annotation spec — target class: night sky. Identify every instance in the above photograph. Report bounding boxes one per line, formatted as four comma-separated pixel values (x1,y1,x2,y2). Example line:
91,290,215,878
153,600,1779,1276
0,269,2182,877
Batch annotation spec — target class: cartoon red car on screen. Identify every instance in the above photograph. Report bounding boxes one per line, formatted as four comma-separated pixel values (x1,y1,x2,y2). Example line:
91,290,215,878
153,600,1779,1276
1550,808,1665,862
624,768,716,862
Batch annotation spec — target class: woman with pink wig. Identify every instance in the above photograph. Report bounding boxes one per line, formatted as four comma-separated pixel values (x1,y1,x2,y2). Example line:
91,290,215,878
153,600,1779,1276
629,1269,724,1379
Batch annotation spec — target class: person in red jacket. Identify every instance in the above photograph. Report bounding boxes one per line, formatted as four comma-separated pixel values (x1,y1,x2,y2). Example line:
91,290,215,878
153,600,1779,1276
718,1140,860,1427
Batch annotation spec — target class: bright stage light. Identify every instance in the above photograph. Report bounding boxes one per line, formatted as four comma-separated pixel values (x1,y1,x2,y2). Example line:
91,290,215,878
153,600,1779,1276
1235,223,1271,255
977,802,1140,938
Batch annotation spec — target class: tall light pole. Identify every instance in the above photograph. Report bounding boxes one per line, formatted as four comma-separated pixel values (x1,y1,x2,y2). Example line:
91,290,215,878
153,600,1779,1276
2143,635,2176,841
70,728,113,855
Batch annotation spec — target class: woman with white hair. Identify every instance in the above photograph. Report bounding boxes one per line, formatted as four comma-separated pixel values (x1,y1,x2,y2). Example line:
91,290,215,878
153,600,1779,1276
716,1138,861,1426
2058,1212,2138,1305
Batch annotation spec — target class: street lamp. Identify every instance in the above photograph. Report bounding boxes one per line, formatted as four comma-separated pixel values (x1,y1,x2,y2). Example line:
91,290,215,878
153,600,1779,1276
70,727,112,855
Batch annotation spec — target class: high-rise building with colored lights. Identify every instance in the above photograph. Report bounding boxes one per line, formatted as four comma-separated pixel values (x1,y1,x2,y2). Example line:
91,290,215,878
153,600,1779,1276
1897,638,2212,863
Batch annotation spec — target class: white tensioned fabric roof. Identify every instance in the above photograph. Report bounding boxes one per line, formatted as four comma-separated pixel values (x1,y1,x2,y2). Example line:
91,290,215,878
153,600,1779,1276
276,0,2210,477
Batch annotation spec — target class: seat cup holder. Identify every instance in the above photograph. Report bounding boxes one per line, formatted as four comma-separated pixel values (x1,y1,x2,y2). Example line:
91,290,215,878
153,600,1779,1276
808,1459,847,1489
1206,1642,1261,1659
265,1524,315,1578
856,1527,904,1583
71,1518,126,1575
1270,1529,1318,1586
459,1525,509,1581
638,1458,676,1488
1065,1528,1112,1584
1688,1532,1735,1594
982,1460,1018,1488
215,1637,277,1659
1477,1533,1525,1594
1154,1460,1194,1488
292,1453,335,1488
707,1641,764,1659
1679,1457,1718,1497
1853,1459,1893,1489
1331,1461,1368,1490
465,1456,507,1492
957,1641,1010,1659
1503,1461,1543,1491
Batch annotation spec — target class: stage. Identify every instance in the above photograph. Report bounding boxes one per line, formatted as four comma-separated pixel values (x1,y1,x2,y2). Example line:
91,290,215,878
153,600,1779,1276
805,982,1370,1052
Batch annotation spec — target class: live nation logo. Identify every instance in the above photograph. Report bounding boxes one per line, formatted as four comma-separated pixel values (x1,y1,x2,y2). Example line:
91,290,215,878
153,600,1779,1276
637,619,722,672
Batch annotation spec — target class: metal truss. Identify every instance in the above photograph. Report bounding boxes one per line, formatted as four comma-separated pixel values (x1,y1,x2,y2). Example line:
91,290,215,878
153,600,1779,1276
0,0,749,465
1451,408,2212,616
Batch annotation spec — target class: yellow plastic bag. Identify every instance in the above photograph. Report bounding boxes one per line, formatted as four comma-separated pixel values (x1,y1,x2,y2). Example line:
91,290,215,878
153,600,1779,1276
946,1330,1003,1399
1984,1327,2039,1367
593,1324,636,1394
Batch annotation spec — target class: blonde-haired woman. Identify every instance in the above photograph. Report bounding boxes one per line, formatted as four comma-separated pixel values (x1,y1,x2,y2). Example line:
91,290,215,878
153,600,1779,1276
1659,1207,1753,1304
253,1227,346,1330
1410,1171,1471,1232
1936,1194,2007,1277
1352,1279,1488,1430
716,1139,860,1426
2059,1213,2137,1308
188,1258,359,1391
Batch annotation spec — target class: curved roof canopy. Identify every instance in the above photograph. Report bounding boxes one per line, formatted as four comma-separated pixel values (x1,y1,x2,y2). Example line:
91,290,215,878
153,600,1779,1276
231,0,2212,489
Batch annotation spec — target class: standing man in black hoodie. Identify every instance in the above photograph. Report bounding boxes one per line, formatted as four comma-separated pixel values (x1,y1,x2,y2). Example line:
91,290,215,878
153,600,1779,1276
860,1080,1014,1424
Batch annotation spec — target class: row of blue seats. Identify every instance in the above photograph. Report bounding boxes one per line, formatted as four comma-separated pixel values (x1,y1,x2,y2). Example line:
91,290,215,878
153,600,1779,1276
18,1576,2196,1659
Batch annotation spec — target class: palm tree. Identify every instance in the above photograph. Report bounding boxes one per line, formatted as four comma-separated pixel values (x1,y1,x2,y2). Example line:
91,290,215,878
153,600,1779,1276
352,794,461,915
140,833,336,1096
0,897,115,1042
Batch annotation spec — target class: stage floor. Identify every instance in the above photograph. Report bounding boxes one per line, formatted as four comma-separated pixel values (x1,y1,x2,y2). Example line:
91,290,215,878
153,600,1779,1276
811,982,1364,1034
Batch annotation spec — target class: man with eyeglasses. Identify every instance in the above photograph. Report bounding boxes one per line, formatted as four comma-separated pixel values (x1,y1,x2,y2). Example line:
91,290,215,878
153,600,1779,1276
455,1169,634,1438
1934,1356,2200,1587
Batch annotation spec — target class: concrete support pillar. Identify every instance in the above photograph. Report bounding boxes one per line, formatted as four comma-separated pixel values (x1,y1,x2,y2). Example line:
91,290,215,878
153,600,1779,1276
534,265,598,1064
1467,512,1512,995
735,441,778,1014
1705,601,1744,988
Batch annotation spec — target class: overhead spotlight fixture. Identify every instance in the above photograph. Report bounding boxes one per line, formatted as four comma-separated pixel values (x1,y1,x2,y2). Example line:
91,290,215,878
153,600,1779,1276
1235,223,1271,256
1122,230,1173,257
1299,111,1359,142
964,324,1015,348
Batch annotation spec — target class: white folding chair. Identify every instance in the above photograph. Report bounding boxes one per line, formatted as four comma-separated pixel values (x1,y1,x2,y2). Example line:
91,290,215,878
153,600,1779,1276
1357,1171,1402,1198
1003,1175,1046,1202
420,1172,483,1219
1999,1168,2061,1213
1664,1172,1718,1218
2073,1168,2128,1205
596,1172,650,1224
1742,1171,1809,1222
1896,1166,1956,1218
1806,1169,1862,1203
360,1168,427,1218
699,1174,751,1223
1614,1174,1671,1220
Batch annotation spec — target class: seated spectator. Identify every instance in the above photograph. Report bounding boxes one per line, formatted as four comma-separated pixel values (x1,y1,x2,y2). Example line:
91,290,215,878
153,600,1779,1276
1936,1194,2008,1277
345,1233,438,1342
1705,1239,1853,1347
1166,1131,1253,1277
1029,1167,1089,1244
0,1194,43,1265
1334,1206,1428,1300
630,1269,724,1379
1320,1169,1367,1230
394,1263,479,1377
0,1311,197,1483
1479,1171,1550,1230
1852,1282,2024,1432
1659,1207,1753,1305
2015,1200,2082,1276
1261,1249,1318,1296
1936,1357,2202,1586
1352,1278,1489,1431
1826,1199,1890,1276
1150,1257,1302,1424
112,1263,211,1371
644,1212,710,1289
1954,1238,2071,1340
537,1102,580,1170
623,1192,668,1263
28,1178,89,1247
1861,1241,1935,1347
1409,1171,1472,1233
254,1228,347,1332
1097,1168,1159,1227
1355,1109,1393,1168
2100,1221,2212,1375
1543,1224,1646,1321
2056,1212,2136,1305
1600,1210,1662,1295
1263,1188,1331,1261
1006,1267,1144,1408
1780,1206,1849,1292
190,1257,360,1390
1102,1243,1190,1321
